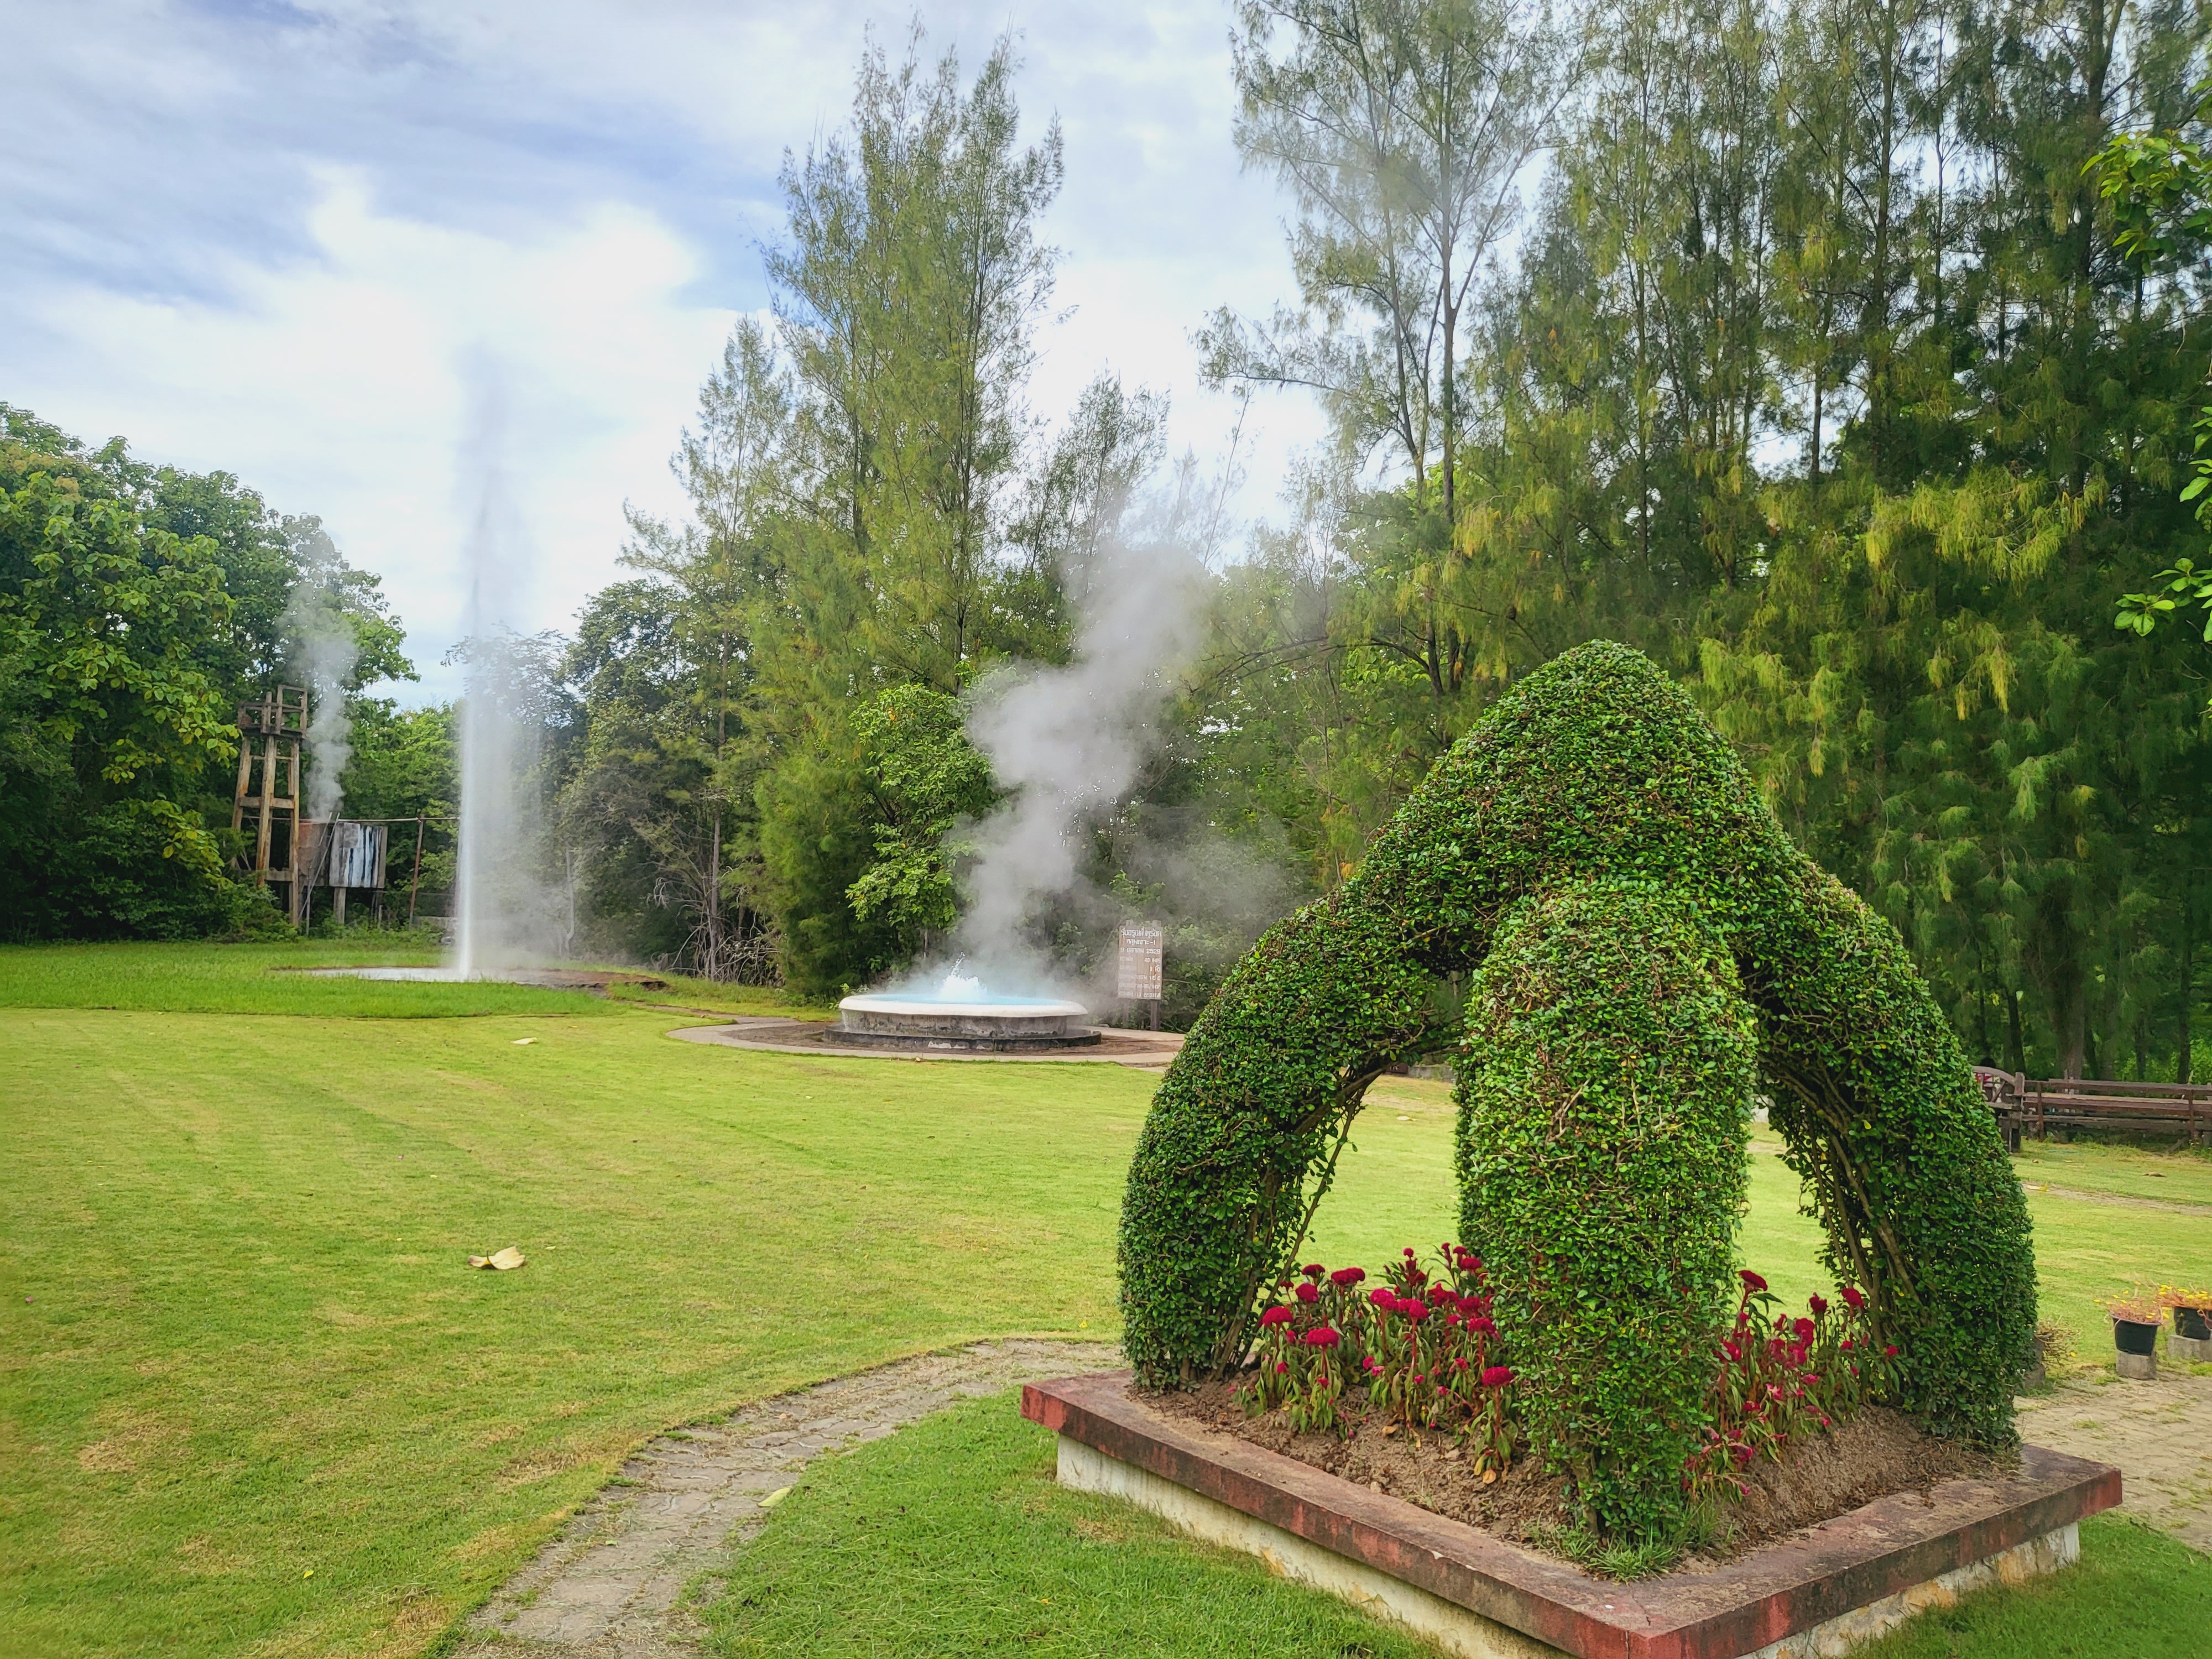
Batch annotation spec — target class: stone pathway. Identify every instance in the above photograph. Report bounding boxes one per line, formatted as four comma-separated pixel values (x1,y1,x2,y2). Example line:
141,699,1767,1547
2017,1367,2212,1552
455,1339,1118,1657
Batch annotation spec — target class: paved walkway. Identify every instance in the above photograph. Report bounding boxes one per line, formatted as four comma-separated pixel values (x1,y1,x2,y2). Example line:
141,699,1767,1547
455,1343,2208,1658
456,1339,1117,1658
2017,1367,2212,1552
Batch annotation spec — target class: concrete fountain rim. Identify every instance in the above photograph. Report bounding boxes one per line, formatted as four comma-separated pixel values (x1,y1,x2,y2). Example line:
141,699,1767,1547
838,992,1091,1019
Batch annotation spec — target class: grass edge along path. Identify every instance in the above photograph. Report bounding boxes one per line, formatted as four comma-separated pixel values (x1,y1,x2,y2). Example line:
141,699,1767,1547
705,1391,2211,1659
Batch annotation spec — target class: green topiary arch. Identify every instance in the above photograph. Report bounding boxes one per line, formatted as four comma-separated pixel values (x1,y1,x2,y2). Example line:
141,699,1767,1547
1118,642,2035,1521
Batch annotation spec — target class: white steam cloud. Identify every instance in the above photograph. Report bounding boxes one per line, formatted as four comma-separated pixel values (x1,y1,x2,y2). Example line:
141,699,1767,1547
948,536,1209,989
281,529,360,823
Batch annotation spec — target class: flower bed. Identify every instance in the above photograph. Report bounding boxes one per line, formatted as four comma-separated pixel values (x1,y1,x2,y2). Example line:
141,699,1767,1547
1157,1243,1985,1571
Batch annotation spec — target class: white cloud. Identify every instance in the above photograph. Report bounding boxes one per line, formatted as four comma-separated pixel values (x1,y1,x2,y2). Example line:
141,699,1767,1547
18,173,733,697
1,1,1326,702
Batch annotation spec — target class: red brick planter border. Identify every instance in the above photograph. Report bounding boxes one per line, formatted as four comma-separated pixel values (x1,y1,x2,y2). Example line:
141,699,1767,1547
1021,1371,2120,1659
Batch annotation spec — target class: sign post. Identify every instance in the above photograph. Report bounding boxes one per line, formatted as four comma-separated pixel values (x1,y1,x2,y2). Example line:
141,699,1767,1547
1116,921,1165,1031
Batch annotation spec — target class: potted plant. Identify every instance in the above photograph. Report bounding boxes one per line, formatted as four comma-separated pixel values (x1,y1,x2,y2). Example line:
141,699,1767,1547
2109,1295,2163,1380
2162,1286,2212,1364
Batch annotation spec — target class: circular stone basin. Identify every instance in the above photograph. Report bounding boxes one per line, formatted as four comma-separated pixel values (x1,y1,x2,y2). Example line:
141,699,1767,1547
304,966,476,982
832,993,1099,1051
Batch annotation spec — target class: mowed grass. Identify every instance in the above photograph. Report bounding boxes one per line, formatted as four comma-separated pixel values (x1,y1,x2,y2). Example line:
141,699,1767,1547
1,941,2205,1657
1,984,1149,1654
705,1391,1439,1659
709,1398,2211,1659
0,938,823,1021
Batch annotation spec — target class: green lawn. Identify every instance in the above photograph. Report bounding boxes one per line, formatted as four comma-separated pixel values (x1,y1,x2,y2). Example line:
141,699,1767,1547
1,941,2204,1657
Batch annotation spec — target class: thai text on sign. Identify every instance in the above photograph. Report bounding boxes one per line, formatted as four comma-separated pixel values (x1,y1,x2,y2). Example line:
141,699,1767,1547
1117,922,1164,1000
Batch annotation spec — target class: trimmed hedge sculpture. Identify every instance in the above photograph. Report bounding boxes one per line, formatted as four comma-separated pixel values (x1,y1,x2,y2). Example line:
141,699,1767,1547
1118,641,2036,1535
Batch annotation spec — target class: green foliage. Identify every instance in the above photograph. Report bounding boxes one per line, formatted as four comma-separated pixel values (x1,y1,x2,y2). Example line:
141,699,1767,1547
1118,897,1436,1379
755,738,909,999
0,402,421,942
1457,880,1755,1537
0,426,243,938
846,683,998,946
1191,0,2212,1098
1120,643,2037,1539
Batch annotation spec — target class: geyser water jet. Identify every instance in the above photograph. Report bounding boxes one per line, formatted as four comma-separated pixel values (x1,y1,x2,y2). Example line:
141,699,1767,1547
452,356,550,980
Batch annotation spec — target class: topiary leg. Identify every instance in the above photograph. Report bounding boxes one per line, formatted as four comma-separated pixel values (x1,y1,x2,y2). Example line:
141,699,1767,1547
1457,880,1756,1539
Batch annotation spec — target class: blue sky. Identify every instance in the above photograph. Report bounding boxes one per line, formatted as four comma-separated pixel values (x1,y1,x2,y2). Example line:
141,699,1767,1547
2,1,1321,700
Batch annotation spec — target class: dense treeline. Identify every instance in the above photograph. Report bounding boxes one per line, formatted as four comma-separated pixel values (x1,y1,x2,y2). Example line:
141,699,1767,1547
7,6,2209,1087
0,404,431,937
1180,0,2212,1081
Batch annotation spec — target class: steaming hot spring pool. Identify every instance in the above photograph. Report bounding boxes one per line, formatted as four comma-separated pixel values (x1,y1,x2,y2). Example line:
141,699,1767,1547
833,972,1096,1052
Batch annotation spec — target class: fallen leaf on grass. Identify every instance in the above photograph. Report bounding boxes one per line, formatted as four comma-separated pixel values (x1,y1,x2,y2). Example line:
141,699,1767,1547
512,1038,537,1046
760,1486,792,1507
467,1248,526,1270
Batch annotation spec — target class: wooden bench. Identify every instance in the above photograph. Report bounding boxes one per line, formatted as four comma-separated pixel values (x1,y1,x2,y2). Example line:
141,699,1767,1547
1973,1068,2209,1149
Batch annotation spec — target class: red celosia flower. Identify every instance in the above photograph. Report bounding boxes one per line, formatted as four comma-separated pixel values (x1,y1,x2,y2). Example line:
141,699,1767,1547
1259,1305,1293,1326
1413,1373,1426,1385
1369,1287,1395,1309
1402,1302,1428,1323
1882,1344,1898,1358
1295,1282,1319,1304
1454,1357,1469,1371
1302,1263,1325,1280
1793,1317,1816,1343
1275,1361,1289,1373
1428,1282,1451,1305
1403,1246,1417,1258
1740,1269,1768,1293
1468,1315,1497,1338
1305,1327,1341,1348
1480,1365,1514,1387
1840,1285,1866,1311
1840,1338,1854,1352
1808,1294,1828,1318
1722,1338,1742,1363
1331,1266,1366,1287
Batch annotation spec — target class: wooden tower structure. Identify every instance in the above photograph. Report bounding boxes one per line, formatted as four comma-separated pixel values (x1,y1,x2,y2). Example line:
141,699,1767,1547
233,685,307,922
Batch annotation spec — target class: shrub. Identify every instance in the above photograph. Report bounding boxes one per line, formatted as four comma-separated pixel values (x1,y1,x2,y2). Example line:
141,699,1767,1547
1118,641,2036,1516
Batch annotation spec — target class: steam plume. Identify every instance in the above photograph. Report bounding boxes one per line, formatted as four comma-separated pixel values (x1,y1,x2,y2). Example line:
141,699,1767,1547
281,524,359,823
950,535,1209,986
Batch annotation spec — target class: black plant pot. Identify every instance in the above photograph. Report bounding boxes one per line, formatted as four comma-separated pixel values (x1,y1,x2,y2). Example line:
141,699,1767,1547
2114,1318,2159,1357
2175,1306,2211,1342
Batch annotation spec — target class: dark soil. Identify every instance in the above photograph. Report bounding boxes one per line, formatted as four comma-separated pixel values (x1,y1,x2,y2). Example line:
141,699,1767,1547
1144,1379,2005,1566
